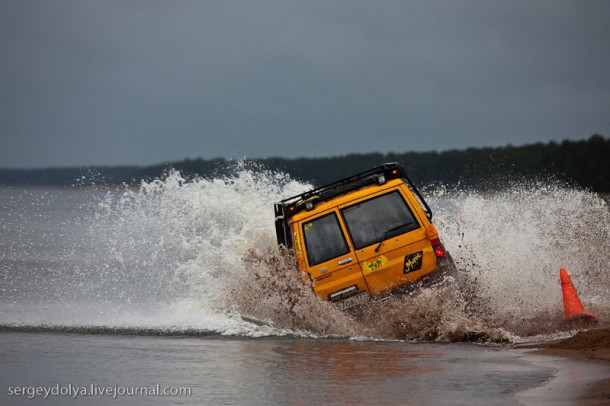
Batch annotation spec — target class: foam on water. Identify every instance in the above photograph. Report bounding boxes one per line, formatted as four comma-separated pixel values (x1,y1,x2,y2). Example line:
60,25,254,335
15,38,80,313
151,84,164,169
1,167,608,341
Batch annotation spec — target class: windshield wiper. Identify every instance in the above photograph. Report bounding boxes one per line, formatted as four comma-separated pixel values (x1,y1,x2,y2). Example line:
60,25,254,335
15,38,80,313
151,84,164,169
374,222,414,252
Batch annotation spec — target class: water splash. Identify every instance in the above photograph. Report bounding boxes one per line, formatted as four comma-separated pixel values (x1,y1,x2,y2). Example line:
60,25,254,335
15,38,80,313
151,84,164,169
227,247,358,336
1,168,608,341
429,181,610,336
1,166,313,336
89,168,307,306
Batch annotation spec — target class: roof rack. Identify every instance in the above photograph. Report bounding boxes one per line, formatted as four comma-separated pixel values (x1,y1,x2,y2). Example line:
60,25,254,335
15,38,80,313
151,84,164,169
274,162,432,247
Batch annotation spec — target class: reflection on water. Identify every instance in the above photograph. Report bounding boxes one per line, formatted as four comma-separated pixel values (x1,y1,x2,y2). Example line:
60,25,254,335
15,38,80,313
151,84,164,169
266,340,441,405
0,333,555,406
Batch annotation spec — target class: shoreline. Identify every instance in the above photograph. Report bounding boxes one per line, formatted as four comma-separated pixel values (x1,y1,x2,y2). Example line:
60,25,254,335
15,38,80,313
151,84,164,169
516,326,610,405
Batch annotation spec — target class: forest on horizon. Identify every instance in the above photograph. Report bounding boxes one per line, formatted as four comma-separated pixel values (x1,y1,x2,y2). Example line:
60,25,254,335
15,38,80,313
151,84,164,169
1,135,608,193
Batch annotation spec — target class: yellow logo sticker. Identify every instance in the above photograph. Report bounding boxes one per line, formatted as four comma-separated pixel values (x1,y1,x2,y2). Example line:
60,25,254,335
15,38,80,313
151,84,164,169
363,255,388,273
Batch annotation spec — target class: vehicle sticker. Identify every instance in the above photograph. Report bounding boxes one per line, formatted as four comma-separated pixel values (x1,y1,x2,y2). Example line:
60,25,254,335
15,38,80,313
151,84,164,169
403,251,423,274
363,255,388,273
315,274,332,282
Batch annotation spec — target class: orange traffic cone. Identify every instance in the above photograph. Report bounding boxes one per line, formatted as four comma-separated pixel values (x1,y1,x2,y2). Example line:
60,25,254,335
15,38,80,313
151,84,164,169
559,268,598,327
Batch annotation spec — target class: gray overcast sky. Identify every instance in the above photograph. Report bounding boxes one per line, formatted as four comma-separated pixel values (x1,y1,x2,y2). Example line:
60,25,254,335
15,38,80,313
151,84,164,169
1,0,609,168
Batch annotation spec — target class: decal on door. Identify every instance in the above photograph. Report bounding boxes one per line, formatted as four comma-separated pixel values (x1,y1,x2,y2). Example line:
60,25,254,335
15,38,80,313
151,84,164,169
363,255,388,273
403,251,423,274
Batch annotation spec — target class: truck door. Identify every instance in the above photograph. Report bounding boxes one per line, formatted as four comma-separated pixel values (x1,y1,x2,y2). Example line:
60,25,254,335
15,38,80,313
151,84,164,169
299,210,369,302
340,189,435,297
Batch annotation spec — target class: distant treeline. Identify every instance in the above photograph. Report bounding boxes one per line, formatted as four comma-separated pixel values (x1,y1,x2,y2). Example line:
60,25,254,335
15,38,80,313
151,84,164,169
1,135,609,192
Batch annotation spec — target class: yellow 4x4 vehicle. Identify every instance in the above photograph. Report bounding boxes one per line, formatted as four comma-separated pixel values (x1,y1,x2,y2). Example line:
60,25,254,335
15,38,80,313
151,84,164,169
274,163,455,310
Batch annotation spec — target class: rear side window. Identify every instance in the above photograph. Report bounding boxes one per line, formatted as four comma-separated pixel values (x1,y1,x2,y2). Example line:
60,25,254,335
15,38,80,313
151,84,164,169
303,213,350,266
342,191,419,249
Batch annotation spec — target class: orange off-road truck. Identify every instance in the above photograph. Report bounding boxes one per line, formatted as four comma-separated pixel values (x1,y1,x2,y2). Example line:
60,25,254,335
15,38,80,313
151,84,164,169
275,163,456,310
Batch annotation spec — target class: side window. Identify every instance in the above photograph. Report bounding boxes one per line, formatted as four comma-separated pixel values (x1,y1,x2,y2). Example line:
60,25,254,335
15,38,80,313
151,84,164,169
342,191,419,249
303,213,350,266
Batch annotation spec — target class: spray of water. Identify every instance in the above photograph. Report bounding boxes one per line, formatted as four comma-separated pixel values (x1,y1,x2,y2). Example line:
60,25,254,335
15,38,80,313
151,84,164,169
82,165,316,335
429,182,610,336
227,246,358,336
2,166,608,341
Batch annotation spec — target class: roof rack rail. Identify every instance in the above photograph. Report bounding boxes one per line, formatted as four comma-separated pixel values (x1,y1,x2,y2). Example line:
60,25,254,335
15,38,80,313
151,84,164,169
274,162,431,248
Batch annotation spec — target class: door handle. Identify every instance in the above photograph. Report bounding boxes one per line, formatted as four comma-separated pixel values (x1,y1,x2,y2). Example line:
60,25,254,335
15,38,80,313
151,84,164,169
338,257,353,265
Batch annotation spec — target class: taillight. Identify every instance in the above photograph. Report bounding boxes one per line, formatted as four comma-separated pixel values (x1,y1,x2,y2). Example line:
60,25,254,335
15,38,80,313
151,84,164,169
430,237,445,258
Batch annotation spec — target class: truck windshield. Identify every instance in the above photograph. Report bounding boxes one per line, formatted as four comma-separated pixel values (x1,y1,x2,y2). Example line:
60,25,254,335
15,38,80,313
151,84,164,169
302,212,350,266
342,191,419,249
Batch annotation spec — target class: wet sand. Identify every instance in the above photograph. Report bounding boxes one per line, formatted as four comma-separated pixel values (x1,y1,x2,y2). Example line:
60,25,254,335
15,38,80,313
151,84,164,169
518,326,610,405
533,327,610,362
